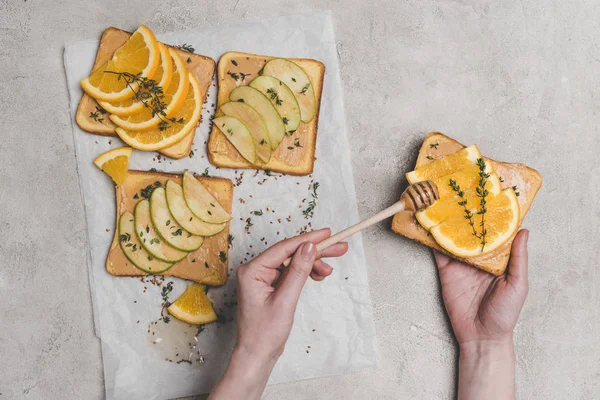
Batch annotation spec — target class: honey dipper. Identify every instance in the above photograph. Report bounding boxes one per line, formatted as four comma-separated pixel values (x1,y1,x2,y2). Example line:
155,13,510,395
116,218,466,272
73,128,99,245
282,180,439,267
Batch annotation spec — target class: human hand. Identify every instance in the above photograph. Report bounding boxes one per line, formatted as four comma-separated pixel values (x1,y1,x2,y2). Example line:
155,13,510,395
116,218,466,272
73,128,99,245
435,229,529,345
435,229,529,400
235,227,348,362
210,228,348,400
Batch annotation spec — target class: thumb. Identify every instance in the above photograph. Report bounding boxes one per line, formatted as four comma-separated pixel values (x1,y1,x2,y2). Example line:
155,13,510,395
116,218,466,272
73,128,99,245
507,229,529,290
274,242,316,309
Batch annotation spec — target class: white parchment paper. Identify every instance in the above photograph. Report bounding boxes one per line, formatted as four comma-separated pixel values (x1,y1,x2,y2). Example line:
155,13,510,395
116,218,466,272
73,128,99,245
64,11,378,400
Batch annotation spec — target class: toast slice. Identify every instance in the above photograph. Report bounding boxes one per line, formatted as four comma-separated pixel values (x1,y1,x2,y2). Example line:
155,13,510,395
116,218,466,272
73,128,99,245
106,170,233,285
207,51,325,175
391,132,542,275
76,27,216,159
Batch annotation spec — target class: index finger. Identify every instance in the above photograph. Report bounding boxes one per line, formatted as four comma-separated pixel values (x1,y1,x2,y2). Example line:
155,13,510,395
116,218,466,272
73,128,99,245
252,228,332,269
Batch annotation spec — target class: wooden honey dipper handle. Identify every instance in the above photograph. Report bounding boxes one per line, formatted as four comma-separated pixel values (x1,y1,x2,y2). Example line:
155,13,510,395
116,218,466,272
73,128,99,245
282,181,439,267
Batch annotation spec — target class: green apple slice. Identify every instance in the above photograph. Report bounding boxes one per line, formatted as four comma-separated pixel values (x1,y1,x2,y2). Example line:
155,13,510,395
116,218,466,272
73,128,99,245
183,171,232,224
229,86,286,150
220,101,272,163
165,180,226,237
150,186,204,252
261,59,316,123
249,76,301,135
134,199,188,263
119,212,173,274
213,116,256,164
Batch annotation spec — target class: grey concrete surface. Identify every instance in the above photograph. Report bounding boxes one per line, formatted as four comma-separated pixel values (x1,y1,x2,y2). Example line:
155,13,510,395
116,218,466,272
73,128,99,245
1,0,599,399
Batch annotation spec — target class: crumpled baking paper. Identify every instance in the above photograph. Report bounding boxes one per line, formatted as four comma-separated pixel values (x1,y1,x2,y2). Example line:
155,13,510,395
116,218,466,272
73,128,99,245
64,11,378,400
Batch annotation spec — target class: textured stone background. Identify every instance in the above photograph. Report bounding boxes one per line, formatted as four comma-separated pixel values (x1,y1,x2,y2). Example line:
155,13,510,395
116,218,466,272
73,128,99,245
1,0,599,399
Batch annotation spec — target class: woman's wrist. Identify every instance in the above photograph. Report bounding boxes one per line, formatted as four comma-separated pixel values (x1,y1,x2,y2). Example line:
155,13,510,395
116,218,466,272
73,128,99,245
458,337,516,400
209,345,278,400
459,337,515,361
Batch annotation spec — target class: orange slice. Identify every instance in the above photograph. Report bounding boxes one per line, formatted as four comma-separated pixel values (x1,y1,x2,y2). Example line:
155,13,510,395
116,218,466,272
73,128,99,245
109,49,189,131
167,284,217,324
406,145,486,184
98,43,173,117
115,72,201,151
81,25,160,102
93,146,132,184
415,167,502,230
430,188,520,258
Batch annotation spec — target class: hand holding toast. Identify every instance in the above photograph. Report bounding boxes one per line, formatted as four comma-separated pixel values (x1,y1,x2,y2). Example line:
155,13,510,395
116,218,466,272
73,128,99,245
210,229,348,400
435,229,530,400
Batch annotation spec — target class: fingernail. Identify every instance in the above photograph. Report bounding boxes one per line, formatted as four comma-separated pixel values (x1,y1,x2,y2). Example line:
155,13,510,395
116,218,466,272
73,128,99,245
524,230,530,242
301,242,315,261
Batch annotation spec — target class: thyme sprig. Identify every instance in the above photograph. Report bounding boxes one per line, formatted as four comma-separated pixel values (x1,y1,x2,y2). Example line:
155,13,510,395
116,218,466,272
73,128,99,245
160,282,174,323
448,158,490,252
175,43,195,53
449,179,479,238
266,88,283,105
302,182,320,218
104,71,184,131
475,158,490,251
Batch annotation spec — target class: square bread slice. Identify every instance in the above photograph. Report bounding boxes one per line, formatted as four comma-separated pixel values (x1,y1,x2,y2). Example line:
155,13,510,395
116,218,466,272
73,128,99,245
207,51,325,176
75,27,216,159
106,170,233,285
391,132,543,276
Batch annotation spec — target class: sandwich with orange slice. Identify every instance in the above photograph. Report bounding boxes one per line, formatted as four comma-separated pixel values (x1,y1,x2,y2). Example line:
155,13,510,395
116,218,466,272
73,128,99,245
93,146,233,324
77,25,215,159
392,132,542,275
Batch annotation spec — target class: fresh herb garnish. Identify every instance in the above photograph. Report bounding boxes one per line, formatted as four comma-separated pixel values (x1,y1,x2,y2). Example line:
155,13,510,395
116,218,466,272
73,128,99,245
172,228,183,236
231,60,238,66
475,158,490,251
90,106,106,123
294,138,302,147
227,71,240,81
219,251,227,262
252,210,263,216
449,179,478,238
266,88,283,105
120,233,131,242
175,43,195,53
499,176,504,183
291,77,297,82
282,117,289,125
228,234,234,248
512,185,520,197
103,71,185,131
202,168,210,177
426,156,434,161
160,282,173,323
300,83,310,95
260,139,266,145
186,57,191,63
204,262,210,269
302,182,320,218
140,182,161,199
